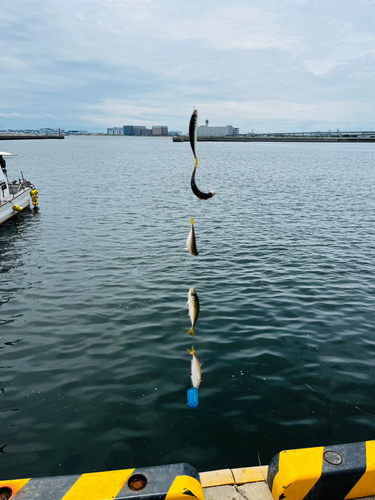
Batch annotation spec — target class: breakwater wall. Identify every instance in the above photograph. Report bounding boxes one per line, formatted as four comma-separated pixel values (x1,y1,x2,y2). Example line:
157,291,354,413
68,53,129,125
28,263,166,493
0,135,64,140
1,440,375,500
173,136,375,143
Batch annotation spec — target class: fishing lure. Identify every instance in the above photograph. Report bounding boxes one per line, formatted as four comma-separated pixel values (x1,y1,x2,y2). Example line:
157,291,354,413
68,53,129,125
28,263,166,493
187,387,198,409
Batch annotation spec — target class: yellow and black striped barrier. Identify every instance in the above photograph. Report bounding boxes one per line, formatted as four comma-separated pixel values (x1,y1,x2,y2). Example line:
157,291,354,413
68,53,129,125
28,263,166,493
0,463,204,500
267,440,375,500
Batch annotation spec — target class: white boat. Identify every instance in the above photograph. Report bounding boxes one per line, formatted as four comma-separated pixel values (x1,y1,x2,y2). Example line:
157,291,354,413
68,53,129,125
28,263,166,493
0,152,38,225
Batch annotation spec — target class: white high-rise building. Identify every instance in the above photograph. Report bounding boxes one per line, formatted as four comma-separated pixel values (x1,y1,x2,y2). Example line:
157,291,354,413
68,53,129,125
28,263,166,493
107,127,124,135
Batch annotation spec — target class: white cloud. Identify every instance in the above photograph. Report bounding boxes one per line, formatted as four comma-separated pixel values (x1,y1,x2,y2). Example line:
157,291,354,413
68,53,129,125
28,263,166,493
82,100,173,126
80,95,373,133
0,112,23,118
0,56,27,69
1,0,375,131
152,5,302,52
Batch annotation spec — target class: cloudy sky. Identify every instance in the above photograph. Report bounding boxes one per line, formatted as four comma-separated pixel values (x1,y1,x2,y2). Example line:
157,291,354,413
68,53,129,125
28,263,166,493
2,0,375,133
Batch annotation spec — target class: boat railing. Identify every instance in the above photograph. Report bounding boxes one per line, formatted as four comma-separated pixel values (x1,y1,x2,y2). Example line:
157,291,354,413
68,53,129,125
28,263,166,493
9,177,33,195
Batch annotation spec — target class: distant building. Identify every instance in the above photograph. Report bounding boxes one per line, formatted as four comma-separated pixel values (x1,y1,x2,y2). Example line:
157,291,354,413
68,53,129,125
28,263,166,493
123,126,134,135
107,127,124,135
152,126,168,136
140,128,152,136
197,123,238,137
133,126,146,136
107,124,168,136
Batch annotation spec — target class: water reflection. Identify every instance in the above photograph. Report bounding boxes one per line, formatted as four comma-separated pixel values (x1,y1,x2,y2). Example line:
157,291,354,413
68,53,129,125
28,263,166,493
0,211,39,336
1,138,375,479
0,215,31,455
0,207,40,275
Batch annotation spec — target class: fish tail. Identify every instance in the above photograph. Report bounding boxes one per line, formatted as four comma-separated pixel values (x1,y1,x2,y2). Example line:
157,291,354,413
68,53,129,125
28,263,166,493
190,217,195,225
187,328,195,337
187,346,195,354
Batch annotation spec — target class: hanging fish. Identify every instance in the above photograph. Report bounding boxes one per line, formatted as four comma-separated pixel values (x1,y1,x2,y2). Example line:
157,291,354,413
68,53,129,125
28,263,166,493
186,217,199,256
188,346,202,389
190,164,216,201
189,109,199,167
187,287,200,337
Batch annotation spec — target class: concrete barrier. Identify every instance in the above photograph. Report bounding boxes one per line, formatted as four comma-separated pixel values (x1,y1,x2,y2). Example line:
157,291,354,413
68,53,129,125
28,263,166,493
2,441,375,500
267,440,375,500
0,463,204,500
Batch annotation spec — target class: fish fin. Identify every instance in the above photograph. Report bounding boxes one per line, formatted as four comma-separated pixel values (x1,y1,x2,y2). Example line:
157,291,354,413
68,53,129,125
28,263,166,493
187,346,195,354
199,362,203,368
185,301,189,307
190,217,195,225
187,328,195,337
195,157,198,167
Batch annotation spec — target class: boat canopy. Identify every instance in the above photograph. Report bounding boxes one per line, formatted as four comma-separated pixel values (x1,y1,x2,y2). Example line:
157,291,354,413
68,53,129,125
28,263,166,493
0,152,17,158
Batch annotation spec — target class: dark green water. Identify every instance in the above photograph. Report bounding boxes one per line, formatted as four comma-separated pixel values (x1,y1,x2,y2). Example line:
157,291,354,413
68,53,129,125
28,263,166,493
1,136,375,479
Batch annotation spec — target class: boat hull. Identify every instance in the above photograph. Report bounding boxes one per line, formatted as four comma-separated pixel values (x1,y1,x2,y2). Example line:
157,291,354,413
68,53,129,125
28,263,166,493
0,187,33,225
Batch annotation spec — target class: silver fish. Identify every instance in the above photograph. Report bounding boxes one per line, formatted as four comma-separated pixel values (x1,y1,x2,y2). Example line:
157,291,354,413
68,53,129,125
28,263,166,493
186,217,199,256
189,109,198,167
187,287,200,337
190,164,216,201
188,346,202,389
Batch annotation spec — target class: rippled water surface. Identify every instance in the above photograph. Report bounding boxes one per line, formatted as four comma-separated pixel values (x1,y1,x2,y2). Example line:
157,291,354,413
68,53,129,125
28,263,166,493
1,136,375,479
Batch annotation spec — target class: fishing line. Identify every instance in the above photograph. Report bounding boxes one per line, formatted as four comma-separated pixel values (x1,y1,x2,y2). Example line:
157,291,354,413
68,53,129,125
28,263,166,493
233,484,251,500
306,384,375,417
305,384,315,392
344,400,375,417
258,451,269,485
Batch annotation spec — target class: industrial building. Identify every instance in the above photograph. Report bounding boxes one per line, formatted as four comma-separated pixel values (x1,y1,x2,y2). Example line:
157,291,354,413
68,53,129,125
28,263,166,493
107,125,168,136
152,126,168,136
197,120,239,137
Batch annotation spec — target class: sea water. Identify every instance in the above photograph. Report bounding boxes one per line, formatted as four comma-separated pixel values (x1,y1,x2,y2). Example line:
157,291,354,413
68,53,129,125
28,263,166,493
1,136,375,479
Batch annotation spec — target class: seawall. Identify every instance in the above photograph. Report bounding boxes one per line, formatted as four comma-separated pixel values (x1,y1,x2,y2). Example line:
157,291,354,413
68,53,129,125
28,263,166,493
0,135,64,140
173,136,375,143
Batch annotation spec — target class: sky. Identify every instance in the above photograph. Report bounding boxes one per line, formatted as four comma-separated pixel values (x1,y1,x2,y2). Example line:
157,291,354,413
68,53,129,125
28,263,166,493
1,0,375,133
